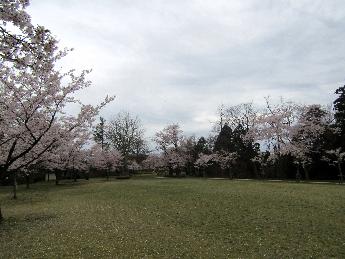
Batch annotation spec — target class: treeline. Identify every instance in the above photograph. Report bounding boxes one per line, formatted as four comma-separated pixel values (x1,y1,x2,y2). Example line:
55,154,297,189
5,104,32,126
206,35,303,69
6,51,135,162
143,94,344,182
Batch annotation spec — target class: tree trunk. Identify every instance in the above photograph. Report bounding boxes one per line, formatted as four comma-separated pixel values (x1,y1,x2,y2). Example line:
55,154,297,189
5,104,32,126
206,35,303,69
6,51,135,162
261,167,266,179
168,167,173,177
106,169,109,181
0,204,3,223
123,156,129,175
296,163,301,182
73,170,77,182
13,171,17,199
302,164,310,181
338,163,343,184
275,155,281,178
253,163,258,179
202,168,206,178
0,167,4,222
26,174,30,189
55,171,59,185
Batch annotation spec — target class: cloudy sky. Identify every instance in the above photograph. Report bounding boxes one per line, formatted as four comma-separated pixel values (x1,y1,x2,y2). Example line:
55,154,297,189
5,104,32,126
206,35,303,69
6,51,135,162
28,0,345,138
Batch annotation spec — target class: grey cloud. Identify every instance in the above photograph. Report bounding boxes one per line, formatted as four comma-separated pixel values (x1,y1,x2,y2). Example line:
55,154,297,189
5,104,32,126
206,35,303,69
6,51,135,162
28,0,345,138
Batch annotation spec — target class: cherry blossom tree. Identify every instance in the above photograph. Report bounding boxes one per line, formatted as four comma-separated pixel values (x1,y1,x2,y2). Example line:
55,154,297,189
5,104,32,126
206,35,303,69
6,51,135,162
194,151,237,178
251,151,270,178
36,125,91,185
0,0,114,220
214,151,238,179
89,144,122,180
128,160,141,173
251,97,301,177
142,153,166,174
194,153,216,177
0,0,114,175
281,105,330,180
253,97,300,152
252,102,331,180
164,148,189,176
153,124,187,176
154,123,183,153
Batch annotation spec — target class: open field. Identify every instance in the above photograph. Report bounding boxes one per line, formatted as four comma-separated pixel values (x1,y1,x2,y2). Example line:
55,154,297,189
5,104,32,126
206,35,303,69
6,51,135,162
0,176,344,258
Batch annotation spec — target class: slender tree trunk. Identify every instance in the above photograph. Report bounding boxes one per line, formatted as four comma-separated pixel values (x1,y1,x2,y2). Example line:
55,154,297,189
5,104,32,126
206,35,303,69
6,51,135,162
228,167,233,179
275,154,280,178
26,174,30,189
296,163,301,182
338,162,343,184
261,167,266,179
123,156,129,175
106,169,109,181
302,164,310,181
253,163,258,179
73,169,77,182
0,168,4,222
55,171,59,185
0,204,3,223
13,171,17,199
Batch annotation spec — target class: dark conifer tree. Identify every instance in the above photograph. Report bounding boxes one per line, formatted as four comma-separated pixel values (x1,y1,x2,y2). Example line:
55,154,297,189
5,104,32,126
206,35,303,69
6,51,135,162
214,124,233,152
334,85,345,149
93,117,108,150
195,137,211,155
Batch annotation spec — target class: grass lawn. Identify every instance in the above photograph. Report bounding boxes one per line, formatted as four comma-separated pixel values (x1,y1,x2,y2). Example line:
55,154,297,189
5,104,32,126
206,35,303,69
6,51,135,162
0,176,344,258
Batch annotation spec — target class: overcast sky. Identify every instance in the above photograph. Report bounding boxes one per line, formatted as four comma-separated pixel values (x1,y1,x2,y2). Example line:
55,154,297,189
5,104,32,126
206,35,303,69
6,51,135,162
28,0,345,139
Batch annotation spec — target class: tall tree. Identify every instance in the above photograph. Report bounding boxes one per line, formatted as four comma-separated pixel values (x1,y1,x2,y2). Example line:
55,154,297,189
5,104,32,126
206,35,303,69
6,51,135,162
107,112,145,173
224,102,257,131
154,123,183,153
324,148,345,184
287,105,329,180
214,124,233,152
90,144,122,180
334,85,345,148
253,97,300,177
154,124,186,176
0,0,113,219
195,137,211,155
93,117,108,150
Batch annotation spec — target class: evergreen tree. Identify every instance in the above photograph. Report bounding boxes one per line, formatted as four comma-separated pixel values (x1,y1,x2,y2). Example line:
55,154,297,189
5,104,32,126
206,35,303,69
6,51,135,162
93,117,108,150
334,85,345,149
214,124,233,152
195,137,211,155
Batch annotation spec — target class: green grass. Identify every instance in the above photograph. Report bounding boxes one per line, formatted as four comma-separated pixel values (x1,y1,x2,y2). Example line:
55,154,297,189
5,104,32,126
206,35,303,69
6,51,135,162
0,176,344,258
